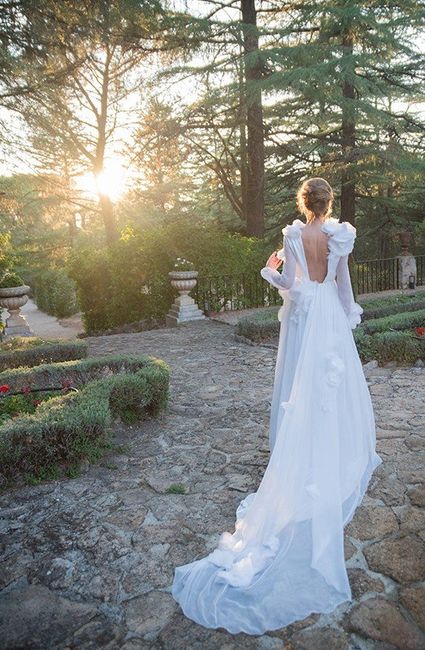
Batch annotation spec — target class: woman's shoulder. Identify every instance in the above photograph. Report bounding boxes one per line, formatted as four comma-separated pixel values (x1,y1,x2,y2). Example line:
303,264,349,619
321,217,357,255
281,218,305,239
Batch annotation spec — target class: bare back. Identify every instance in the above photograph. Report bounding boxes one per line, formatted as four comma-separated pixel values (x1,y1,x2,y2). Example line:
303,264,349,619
301,222,330,282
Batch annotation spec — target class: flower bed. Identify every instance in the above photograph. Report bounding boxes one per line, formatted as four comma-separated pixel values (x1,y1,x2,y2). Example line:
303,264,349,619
0,354,169,488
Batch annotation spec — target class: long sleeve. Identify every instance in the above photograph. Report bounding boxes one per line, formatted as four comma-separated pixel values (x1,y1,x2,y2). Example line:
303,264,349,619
260,237,296,290
336,255,363,329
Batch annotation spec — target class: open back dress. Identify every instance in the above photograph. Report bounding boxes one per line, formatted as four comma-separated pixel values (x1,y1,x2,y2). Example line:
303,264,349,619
171,217,382,635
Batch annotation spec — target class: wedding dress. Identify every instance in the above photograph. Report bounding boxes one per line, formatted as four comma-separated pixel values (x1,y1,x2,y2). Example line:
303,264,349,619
171,217,382,635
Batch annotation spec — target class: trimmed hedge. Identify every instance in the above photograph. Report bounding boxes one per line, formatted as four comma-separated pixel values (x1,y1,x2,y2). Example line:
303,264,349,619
353,329,424,364
361,308,425,335
0,354,162,392
0,338,87,372
31,268,79,318
362,298,425,321
236,308,280,342
0,354,170,487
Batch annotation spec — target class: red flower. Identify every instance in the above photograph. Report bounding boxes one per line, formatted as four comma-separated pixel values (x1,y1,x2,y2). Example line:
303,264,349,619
0,384,10,393
21,386,31,395
61,379,72,390
415,327,425,337
33,399,42,406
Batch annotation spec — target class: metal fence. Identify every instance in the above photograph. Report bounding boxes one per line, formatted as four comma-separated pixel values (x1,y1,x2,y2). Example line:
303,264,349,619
194,273,282,314
416,255,425,286
354,256,400,295
194,255,425,314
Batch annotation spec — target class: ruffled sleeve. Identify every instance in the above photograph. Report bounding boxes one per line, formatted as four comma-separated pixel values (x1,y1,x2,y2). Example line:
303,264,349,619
321,218,356,257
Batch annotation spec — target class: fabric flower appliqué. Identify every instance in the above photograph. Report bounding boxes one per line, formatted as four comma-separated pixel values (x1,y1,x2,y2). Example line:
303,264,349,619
324,352,345,388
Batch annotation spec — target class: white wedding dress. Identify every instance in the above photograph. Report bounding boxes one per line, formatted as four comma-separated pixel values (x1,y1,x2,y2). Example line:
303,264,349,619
171,217,382,635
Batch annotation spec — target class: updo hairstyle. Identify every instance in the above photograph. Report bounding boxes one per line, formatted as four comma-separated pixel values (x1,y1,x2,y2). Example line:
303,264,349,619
296,177,334,223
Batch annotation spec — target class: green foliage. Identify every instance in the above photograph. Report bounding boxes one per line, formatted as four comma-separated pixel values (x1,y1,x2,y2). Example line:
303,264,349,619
361,292,425,320
69,219,270,333
0,354,170,487
236,307,281,342
361,309,425,335
0,339,87,372
353,329,424,364
0,271,24,288
166,483,186,494
0,390,58,425
30,268,78,318
0,354,168,394
0,234,13,278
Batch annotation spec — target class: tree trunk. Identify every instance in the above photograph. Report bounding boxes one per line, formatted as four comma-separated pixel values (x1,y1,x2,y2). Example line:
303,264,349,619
238,48,248,223
94,29,118,245
341,29,355,226
241,0,265,237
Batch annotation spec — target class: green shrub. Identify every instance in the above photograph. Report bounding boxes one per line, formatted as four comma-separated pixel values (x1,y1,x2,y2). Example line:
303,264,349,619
361,291,425,320
354,329,424,364
0,354,170,487
0,339,87,372
361,308,425,335
69,219,270,333
0,354,167,393
31,268,78,318
0,271,24,287
236,307,281,342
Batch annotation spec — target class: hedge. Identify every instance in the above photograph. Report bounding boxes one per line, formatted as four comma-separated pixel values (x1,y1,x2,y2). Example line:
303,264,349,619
362,298,425,321
0,354,170,487
0,338,87,372
236,308,280,342
361,308,425,335
31,268,79,318
353,329,424,364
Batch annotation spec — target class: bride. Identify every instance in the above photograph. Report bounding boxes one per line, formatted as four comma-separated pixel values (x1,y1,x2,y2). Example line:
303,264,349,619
171,177,383,635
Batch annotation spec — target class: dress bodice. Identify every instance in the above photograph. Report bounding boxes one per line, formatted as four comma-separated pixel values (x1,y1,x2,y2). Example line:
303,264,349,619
279,217,356,284
260,216,362,329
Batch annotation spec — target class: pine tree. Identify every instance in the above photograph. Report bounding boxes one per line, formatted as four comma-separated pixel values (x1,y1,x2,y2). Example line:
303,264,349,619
260,0,425,251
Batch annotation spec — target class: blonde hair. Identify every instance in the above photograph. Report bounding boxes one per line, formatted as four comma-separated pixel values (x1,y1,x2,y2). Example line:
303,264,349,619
296,177,334,223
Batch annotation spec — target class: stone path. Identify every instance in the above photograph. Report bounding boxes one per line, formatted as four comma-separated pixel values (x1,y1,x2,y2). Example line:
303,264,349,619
19,299,84,339
0,319,424,649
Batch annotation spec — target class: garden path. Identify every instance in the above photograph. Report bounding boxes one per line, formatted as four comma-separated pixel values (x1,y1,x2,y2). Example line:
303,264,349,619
19,299,84,339
1,319,424,649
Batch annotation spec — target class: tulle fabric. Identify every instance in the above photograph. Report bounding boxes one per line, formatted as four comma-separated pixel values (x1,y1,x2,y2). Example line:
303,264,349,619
172,221,382,635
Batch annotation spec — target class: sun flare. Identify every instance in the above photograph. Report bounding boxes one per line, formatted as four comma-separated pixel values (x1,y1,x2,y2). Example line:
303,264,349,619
75,161,127,202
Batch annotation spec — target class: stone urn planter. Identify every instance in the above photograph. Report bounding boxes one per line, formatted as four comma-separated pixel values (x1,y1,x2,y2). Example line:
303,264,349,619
0,284,32,336
398,230,411,255
166,270,206,327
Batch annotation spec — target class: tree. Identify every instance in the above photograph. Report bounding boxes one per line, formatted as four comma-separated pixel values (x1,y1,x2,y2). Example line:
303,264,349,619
260,0,425,242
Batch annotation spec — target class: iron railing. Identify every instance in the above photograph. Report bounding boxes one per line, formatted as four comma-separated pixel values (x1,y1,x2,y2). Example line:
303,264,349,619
416,255,425,286
194,272,282,314
354,256,400,294
194,254,425,314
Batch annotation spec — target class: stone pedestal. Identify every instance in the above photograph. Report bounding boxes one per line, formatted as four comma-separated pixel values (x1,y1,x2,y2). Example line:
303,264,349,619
166,271,206,327
397,255,417,289
166,293,206,327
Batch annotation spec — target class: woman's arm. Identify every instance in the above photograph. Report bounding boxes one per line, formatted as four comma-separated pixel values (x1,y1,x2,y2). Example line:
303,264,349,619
260,238,296,290
336,255,363,329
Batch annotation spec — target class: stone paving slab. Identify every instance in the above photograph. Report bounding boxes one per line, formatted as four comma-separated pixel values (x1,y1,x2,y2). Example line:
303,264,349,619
0,319,424,649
